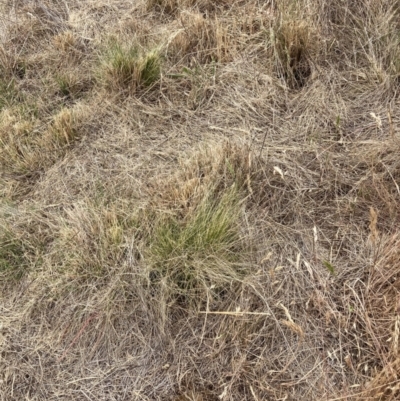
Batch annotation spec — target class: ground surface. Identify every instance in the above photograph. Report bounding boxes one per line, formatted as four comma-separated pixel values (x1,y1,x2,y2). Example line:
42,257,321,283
1,0,400,400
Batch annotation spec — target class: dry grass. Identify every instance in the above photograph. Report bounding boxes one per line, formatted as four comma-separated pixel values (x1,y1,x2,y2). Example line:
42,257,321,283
0,103,87,181
147,0,231,15
1,0,400,400
168,11,233,64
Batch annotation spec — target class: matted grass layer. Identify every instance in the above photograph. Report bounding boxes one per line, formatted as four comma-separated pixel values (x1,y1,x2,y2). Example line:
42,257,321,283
1,0,400,400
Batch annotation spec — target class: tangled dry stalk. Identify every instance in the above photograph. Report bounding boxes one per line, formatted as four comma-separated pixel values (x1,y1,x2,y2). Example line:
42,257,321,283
1,0,400,400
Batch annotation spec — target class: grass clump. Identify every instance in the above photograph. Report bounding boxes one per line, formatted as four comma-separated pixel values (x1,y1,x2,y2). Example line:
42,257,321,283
53,203,128,280
148,186,246,306
55,72,92,99
147,0,189,14
0,45,26,80
263,2,318,89
147,0,231,14
99,40,161,93
0,78,19,111
49,107,79,145
53,31,78,53
0,229,27,281
3,1,400,401
0,204,40,281
56,74,76,98
0,108,39,176
271,18,315,88
0,104,84,178
169,11,232,64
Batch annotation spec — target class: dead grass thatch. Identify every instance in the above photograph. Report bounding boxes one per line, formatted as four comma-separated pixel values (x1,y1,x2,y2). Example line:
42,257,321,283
1,0,400,400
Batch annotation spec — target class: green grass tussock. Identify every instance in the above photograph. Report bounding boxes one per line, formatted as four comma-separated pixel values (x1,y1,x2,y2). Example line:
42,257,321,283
148,186,246,306
98,40,161,93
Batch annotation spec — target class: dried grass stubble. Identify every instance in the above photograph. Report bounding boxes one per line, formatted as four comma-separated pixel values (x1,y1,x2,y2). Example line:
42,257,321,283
2,0,400,400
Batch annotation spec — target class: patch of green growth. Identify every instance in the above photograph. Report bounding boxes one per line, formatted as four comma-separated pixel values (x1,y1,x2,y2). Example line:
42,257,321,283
0,78,18,111
56,75,73,97
99,40,161,92
148,186,246,305
323,260,336,275
0,229,28,281
55,73,93,99
139,50,162,87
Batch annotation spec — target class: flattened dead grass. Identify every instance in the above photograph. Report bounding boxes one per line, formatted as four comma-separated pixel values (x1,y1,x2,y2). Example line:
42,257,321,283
1,0,400,400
